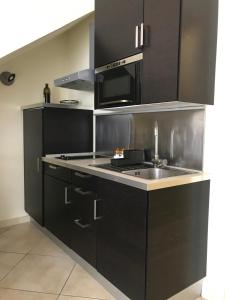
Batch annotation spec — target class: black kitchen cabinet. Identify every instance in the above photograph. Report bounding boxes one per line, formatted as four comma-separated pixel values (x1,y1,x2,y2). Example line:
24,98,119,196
24,109,43,225
97,178,148,300
23,107,93,225
95,0,218,106
96,178,210,300
44,168,72,247
146,180,210,300
70,170,97,267
70,182,97,267
95,0,144,67
42,161,210,300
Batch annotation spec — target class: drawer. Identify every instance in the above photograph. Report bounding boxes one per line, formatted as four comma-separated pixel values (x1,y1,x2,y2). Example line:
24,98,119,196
72,170,96,191
44,163,71,182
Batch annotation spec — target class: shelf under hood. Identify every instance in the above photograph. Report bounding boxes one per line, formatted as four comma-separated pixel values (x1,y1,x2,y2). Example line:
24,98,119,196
54,69,94,91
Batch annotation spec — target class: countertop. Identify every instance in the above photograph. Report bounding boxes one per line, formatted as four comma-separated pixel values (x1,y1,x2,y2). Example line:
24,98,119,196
21,102,94,111
42,156,209,191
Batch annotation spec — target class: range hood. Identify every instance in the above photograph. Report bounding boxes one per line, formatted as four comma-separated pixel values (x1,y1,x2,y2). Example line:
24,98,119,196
54,23,94,91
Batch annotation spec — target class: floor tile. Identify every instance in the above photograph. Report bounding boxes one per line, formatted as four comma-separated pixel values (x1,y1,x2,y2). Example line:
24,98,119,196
0,254,75,294
0,226,12,235
29,237,69,258
58,296,102,300
62,265,115,300
0,252,25,280
0,288,57,300
0,222,45,254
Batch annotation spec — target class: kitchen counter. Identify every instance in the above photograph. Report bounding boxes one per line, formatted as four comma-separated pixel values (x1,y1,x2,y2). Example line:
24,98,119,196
21,102,94,111
42,156,209,191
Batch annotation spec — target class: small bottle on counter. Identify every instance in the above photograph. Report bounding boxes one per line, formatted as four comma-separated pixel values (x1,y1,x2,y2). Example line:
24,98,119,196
43,83,51,103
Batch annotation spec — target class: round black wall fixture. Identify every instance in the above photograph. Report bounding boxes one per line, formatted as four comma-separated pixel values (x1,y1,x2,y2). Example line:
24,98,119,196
0,71,16,86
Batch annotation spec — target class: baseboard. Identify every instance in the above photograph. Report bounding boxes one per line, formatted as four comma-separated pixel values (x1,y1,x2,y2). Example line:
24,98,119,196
0,215,30,228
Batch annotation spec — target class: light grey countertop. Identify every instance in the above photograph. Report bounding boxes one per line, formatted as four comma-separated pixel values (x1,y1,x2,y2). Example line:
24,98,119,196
42,156,209,191
21,103,94,111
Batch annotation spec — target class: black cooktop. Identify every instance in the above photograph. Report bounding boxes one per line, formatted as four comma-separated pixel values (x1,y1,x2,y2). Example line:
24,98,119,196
56,154,101,160
93,163,151,173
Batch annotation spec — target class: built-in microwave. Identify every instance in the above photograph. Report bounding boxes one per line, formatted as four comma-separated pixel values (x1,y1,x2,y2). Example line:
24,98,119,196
95,53,143,108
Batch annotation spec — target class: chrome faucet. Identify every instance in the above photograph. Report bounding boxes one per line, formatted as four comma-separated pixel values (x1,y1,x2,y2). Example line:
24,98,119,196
152,121,167,167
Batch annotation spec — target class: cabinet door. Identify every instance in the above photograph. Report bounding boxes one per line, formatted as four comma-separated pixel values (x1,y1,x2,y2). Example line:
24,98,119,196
43,108,93,154
23,109,43,225
97,178,147,300
44,175,71,247
95,0,144,67
70,185,96,267
146,181,210,300
142,0,180,103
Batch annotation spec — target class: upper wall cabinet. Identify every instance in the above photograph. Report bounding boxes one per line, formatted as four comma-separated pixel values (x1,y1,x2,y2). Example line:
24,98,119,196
95,0,144,67
95,0,218,106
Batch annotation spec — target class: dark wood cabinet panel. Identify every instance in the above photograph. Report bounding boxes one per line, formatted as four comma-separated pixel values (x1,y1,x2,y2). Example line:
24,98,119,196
142,0,180,103
23,109,44,225
97,178,148,300
45,163,71,182
43,108,93,154
95,0,143,67
70,186,96,267
44,175,72,247
178,0,218,105
146,181,210,300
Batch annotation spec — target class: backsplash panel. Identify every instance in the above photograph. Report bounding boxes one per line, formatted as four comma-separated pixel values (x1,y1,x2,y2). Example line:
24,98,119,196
96,109,205,170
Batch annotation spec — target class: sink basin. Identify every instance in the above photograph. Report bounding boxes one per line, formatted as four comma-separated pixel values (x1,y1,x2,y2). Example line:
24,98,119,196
122,167,195,180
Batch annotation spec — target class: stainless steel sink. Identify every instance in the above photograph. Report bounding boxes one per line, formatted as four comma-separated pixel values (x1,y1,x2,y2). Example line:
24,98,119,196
122,167,196,180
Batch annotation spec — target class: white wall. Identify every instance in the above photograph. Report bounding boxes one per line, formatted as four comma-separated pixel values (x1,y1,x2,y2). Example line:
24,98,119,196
0,0,94,59
0,14,94,222
202,1,225,299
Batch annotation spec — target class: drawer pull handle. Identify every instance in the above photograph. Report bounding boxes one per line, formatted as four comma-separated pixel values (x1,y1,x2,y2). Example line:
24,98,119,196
74,187,92,196
94,199,103,220
74,171,91,179
49,165,57,170
64,187,71,205
74,219,90,229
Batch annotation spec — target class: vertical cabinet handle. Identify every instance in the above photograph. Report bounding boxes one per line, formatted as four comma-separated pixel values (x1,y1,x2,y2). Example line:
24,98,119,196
135,23,144,49
140,23,144,47
65,187,71,205
135,25,139,48
37,157,40,173
94,199,103,220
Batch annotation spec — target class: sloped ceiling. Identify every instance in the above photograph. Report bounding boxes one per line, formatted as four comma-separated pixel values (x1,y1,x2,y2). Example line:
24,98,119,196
0,0,94,61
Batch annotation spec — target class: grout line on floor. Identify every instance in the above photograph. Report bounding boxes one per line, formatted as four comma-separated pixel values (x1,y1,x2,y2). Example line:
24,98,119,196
0,250,28,255
58,263,77,297
0,286,59,296
57,294,106,300
0,252,28,282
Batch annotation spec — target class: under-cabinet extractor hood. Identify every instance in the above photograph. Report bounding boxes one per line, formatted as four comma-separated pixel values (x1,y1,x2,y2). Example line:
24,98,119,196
54,23,94,91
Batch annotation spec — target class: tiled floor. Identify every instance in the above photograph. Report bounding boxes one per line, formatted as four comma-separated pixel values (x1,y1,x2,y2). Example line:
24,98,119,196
0,222,115,300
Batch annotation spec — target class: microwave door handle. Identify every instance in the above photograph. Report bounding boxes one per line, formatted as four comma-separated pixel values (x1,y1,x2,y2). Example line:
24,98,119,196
99,100,133,107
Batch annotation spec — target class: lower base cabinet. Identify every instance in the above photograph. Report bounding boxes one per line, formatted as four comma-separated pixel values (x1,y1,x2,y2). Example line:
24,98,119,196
44,174,71,247
43,162,210,300
70,184,97,267
96,178,148,300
